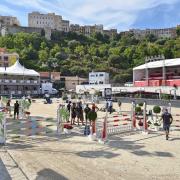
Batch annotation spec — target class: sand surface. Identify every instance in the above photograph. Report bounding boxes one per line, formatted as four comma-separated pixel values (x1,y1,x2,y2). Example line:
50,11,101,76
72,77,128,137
1,98,180,180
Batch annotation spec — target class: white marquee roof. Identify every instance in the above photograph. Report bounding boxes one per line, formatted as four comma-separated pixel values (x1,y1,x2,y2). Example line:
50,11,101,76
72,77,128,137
0,60,40,76
133,58,180,71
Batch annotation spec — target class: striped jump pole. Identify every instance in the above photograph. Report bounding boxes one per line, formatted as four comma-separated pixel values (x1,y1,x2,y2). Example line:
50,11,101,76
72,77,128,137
132,101,136,130
101,116,107,142
143,101,148,134
0,112,6,144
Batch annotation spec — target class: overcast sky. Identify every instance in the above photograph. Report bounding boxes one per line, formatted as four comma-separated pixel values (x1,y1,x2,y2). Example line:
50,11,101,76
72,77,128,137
1,0,180,31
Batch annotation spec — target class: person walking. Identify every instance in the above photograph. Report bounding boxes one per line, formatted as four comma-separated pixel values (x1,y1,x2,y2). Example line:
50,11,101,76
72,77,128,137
14,100,19,120
160,108,173,140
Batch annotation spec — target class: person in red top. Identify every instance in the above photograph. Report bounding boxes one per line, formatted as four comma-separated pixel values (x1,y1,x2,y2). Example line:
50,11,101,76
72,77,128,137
92,103,99,112
90,103,99,126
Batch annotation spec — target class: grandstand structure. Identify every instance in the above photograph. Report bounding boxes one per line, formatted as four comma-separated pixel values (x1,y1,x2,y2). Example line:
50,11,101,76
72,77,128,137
112,57,180,98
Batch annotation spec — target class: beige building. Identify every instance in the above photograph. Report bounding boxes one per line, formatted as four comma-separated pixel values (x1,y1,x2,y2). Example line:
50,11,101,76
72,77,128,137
70,24,103,36
61,76,88,91
0,15,20,26
103,29,117,38
28,12,69,32
0,48,19,67
70,24,80,34
130,27,177,38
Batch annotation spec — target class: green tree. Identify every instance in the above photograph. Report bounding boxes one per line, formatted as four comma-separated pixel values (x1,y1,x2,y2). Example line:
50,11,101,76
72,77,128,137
39,50,49,63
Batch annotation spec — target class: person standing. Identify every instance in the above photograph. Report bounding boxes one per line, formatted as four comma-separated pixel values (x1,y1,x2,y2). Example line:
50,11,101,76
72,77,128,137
6,99,11,115
118,100,122,113
27,95,31,104
161,108,173,140
14,100,19,120
76,101,84,125
71,103,76,125
84,104,91,125
108,99,113,114
67,101,71,113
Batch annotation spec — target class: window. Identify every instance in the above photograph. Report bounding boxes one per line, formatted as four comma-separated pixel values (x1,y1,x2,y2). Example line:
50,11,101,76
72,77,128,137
4,56,8,60
90,75,95,77
99,74,104,77
99,81,103,84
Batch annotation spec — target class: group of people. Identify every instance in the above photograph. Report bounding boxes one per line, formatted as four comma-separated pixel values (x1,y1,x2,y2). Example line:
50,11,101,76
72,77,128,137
6,99,20,119
66,101,99,126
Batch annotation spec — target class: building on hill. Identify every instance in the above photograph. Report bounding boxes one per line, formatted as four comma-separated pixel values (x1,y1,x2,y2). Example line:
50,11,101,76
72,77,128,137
28,12,70,32
70,24,81,34
0,48,19,67
89,72,109,85
0,60,40,96
0,25,51,40
130,27,177,38
70,24,104,36
0,15,20,26
103,29,117,37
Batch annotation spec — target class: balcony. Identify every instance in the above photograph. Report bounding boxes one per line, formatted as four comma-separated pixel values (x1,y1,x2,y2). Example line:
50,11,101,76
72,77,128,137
0,90,39,95
0,79,40,85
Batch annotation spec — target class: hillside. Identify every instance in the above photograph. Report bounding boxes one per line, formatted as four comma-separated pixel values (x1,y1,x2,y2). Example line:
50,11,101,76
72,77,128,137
0,30,180,84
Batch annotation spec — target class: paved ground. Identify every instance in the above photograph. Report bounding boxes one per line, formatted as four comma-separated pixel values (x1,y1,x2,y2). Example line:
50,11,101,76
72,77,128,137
0,99,180,180
1,126,180,180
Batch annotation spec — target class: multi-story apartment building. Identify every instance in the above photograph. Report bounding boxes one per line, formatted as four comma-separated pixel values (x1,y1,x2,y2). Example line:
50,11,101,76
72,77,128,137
103,29,118,37
0,48,19,67
70,24,80,34
28,12,69,32
0,16,20,26
70,24,104,36
89,72,109,85
130,27,177,38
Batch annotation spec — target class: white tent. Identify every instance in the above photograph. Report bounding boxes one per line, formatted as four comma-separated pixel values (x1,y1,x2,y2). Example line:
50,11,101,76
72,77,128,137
0,60,39,76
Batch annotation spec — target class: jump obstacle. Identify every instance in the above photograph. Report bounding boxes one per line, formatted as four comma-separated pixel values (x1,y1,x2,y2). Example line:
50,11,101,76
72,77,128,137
1,100,179,144
95,101,149,142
